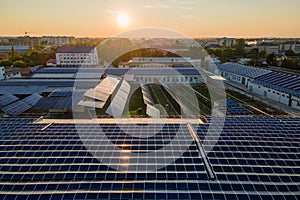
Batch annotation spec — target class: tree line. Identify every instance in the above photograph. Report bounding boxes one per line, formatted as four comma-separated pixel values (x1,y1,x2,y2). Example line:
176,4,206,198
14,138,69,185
0,46,56,68
205,39,300,70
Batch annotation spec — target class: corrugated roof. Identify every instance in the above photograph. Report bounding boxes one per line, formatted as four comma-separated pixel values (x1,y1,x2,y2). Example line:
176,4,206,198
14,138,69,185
56,46,95,53
252,71,300,97
218,62,272,79
34,67,204,76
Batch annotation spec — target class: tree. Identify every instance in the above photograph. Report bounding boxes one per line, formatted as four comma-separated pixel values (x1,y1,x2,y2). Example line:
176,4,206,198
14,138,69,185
0,59,13,67
266,52,277,66
281,58,296,69
251,48,259,55
13,60,26,68
221,41,227,49
214,48,223,57
285,49,296,56
234,39,245,56
220,48,235,62
9,46,21,61
206,48,222,57
259,50,267,58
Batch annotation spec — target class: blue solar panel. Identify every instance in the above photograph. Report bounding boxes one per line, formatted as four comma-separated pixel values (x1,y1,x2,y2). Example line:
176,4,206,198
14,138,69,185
33,96,80,110
22,93,43,106
0,86,47,95
1,100,32,116
252,72,300,97
49,89,74,97
225,108,251,115
219,99,241,107
0,117,299,199
0,80,99,88
0,94,19,107
35,68,109,75
33,97,60,110
52,97,73,109
218,99,251,115
103,68,203,76
35,68,80,74
218,62,271,78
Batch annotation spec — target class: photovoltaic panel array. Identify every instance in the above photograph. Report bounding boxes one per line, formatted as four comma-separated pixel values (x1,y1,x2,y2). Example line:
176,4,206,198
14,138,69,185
35,68,80,73
252,71,300,97
218,99,251,115
34,97,75,110
0,117,299,199
0,94,19,107
0,86,47,95
33,98,60,110
48,89,74,97
22,93,43,106
34,68,204,76
193,117,300,199
218,63,272,78
0,80,99,88
1,100,32,116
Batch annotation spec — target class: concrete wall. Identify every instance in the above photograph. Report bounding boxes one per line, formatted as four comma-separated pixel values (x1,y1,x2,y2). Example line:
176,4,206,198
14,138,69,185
248,82,294,108
291,96,300,110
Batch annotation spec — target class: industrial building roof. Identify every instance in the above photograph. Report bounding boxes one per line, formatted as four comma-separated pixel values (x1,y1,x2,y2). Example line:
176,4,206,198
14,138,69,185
218,62,272,79
252,71,300,97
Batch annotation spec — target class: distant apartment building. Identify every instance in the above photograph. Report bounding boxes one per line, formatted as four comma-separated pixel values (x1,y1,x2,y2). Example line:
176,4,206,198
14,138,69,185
118,57,201,68
257,42,279,54
0,67,21,80
0,45,30,54
279,41,300,54
56,46,99,67
217,37,236,47
0,45,30,59
42,36,75,45
3,37,41,47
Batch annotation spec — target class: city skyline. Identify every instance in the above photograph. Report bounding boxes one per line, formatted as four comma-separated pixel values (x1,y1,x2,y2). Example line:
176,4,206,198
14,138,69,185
1,0,300,38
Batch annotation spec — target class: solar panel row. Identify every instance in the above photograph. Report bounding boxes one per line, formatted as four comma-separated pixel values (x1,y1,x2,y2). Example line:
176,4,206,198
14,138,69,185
217,99,251,115
0,117,299,199
0,86,47,95
252,71,300,97
22,93,43,106
1,101,32,116
35,67,203,76
0,80,99,88
218,63,271,79
0,94,19,107
33,97,75,110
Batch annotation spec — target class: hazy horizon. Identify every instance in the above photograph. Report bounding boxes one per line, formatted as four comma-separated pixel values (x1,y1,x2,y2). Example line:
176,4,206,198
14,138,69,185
1,0,300,38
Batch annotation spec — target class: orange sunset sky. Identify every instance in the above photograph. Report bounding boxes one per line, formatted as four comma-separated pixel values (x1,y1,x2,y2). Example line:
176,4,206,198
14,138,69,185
1,0,300,38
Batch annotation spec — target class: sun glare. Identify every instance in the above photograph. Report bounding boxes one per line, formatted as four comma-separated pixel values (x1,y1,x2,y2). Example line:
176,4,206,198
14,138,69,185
118,14,130,27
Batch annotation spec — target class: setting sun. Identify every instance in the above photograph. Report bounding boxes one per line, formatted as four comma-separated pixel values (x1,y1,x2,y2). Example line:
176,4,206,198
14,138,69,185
118,13,130,27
